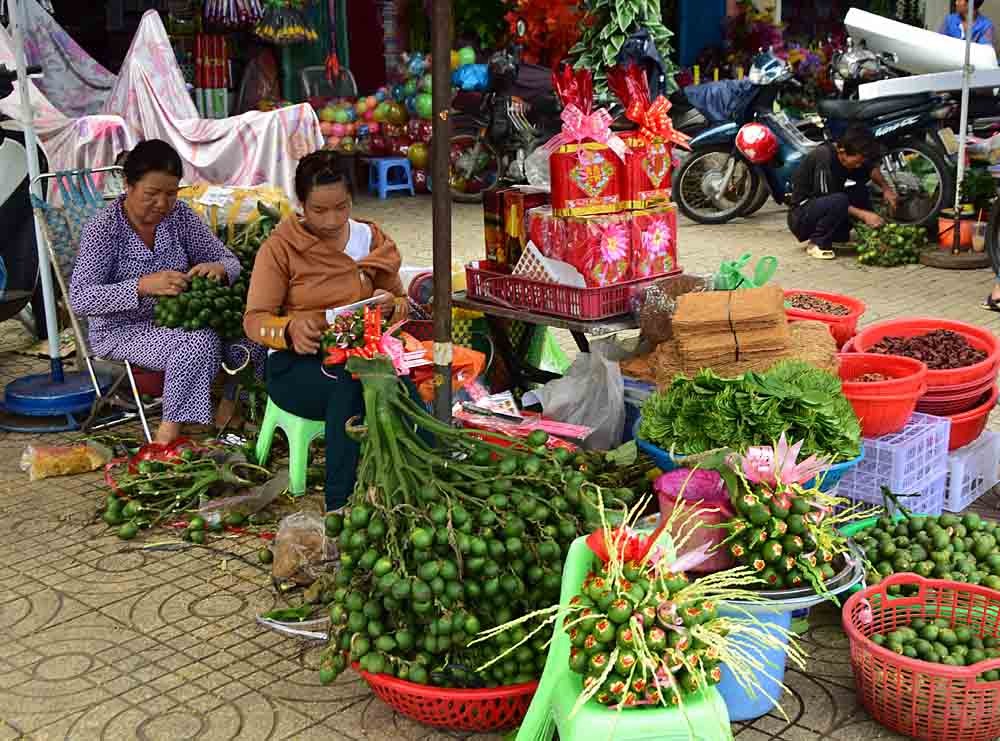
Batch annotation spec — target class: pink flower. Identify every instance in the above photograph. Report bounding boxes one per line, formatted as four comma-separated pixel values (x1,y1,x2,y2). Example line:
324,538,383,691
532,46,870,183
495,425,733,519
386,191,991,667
599,223,629,263
641,217,671,256
738,432,828,486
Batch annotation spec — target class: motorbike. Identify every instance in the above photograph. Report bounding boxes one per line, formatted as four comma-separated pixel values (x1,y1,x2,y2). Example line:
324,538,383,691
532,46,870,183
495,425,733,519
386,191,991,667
673,50,955,227
448,22,561,203
830,39,1000,137
668,70,824,218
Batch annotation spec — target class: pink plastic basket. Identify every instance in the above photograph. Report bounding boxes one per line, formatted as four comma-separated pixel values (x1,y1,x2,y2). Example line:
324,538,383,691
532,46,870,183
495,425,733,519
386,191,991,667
465,260,682,321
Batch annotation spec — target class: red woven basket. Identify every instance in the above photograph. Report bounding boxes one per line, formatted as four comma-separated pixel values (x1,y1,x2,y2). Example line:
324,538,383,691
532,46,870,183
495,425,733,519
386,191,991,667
354,666,538,732
843,573,1000,741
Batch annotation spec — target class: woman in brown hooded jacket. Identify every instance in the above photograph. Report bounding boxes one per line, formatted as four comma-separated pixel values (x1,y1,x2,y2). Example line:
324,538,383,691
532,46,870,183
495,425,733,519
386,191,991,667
244,151,408,509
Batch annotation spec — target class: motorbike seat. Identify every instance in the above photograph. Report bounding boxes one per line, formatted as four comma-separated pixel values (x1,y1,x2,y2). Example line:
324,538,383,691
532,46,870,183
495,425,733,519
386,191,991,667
818,93,932,121
673,108,707,133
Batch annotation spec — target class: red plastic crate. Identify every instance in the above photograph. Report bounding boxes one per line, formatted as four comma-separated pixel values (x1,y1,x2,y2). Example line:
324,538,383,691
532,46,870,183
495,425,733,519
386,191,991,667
465,260,682,321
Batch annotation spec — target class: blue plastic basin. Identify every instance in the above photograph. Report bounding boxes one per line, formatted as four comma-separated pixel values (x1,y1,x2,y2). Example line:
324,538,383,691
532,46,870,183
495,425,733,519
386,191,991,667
715,602,793,722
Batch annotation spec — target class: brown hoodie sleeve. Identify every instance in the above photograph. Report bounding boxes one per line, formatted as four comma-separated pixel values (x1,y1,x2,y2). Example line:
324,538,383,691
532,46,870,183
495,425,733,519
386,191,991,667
358,222,404,297
243,236,293,351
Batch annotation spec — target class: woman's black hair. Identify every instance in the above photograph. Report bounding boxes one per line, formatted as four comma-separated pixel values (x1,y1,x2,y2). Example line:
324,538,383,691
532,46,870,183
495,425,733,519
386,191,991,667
976,0,985,10
122,139,184,185
295,150,355,203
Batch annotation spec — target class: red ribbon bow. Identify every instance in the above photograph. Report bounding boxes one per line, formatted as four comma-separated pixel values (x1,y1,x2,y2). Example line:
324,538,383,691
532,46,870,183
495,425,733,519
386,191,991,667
608,64,690,150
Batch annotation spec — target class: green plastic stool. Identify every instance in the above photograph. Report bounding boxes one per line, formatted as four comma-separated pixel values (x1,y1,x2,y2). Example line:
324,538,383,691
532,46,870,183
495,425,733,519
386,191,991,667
516,536,734,741
255,398,325,496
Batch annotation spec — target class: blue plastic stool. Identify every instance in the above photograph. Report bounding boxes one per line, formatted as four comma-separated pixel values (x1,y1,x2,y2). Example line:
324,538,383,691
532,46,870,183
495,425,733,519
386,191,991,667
366,157,414,199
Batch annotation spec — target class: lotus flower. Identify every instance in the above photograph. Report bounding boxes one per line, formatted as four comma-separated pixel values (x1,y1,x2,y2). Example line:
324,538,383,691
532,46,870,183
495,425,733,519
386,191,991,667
737,433,828,487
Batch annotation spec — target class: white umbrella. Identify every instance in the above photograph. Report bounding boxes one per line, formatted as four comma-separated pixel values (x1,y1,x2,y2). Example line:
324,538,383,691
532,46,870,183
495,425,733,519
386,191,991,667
950,0,976,254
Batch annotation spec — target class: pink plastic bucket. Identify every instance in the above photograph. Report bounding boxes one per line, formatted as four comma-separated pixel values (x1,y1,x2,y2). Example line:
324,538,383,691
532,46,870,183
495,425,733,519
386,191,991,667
654,468,734,573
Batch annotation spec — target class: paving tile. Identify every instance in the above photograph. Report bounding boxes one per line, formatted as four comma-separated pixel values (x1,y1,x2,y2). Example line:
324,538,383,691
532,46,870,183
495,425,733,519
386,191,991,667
1,198,995,741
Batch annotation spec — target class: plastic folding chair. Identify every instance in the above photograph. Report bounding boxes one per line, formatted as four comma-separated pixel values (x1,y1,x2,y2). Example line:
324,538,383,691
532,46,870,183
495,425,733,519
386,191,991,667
31,167,163,442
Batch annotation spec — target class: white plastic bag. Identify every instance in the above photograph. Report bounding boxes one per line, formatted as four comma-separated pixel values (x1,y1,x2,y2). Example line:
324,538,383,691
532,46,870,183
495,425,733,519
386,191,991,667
523,339,625,450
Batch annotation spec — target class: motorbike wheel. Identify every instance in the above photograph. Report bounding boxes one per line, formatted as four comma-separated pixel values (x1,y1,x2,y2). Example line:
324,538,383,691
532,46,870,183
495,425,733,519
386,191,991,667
741,179,771,217
449,133,499,204
675,145,759,225
874,138,954,229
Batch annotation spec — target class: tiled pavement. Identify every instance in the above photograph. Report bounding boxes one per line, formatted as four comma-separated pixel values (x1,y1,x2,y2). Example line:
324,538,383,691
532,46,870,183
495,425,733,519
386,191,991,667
1,197,998,740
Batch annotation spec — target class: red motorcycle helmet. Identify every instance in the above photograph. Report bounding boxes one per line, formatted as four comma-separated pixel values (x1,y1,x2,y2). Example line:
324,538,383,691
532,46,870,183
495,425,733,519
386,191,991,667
735,123,778,164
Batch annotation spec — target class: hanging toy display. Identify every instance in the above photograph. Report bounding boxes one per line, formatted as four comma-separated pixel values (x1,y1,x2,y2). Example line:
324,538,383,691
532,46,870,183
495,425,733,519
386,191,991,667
255,0,319,45
203,0,264,28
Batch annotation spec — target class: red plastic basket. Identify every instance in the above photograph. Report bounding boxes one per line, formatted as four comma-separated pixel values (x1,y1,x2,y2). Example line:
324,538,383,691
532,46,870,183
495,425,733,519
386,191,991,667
854,318,1000,388
354,665,537,732
843,574,1000,741
916,374,995,416
784,289,866,347
465,260,681,321
947,384,998,450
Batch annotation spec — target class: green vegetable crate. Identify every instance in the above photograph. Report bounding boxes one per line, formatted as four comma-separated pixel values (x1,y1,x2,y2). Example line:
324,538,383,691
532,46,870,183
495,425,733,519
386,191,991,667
835,413,951,517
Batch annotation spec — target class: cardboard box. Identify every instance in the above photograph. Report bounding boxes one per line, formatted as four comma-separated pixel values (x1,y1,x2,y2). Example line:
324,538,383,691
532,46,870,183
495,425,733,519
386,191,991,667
630,204,679,279
550,143,625,217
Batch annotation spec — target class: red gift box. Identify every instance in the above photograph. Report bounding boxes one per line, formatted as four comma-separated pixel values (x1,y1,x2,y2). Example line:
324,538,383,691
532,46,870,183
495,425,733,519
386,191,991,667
609,65,690,211
503,187,549,269
622,135,674,210
563,213,632,287
630,205,679,279
550,144,626,217
525,205,568,261
482,187,549,267
483,188,504,263
545,66,629,217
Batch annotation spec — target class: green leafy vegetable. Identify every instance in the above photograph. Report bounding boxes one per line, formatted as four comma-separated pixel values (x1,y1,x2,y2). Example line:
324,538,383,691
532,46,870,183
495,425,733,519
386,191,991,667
638,360,861,462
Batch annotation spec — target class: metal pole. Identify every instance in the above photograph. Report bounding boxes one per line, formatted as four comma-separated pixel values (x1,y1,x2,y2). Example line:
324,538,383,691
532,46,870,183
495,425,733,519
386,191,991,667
430,0,452,421
951,0,975,255
10,0,62,380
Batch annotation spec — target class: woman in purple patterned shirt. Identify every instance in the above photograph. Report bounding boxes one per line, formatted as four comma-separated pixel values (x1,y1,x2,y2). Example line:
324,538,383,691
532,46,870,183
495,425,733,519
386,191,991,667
70,140,265,444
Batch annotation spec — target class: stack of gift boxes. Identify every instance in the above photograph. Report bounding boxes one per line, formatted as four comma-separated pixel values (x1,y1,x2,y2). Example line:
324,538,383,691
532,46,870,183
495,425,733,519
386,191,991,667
481,66,689,290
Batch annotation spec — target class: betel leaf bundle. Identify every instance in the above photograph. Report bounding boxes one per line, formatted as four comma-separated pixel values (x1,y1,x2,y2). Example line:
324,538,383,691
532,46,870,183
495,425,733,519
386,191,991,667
638,360,861,462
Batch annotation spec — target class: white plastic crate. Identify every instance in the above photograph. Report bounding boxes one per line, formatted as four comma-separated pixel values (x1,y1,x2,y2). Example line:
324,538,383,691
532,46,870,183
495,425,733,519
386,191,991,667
944,430,1000,513
836,413,951,505
841,472,947,516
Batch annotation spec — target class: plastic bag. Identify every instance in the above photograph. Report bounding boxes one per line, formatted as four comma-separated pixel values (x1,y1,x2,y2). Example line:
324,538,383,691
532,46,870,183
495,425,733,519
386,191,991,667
21,442,111,481
522,339,625,450
524,327,571,375
271,511,336,586
714,253,778,290
452,64,489,91
633,273,714,345
197,471,288,526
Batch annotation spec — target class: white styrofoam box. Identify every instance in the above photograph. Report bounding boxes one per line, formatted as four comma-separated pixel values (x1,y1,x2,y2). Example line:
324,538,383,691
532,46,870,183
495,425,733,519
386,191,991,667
944,431,1000,513
846,8,998,76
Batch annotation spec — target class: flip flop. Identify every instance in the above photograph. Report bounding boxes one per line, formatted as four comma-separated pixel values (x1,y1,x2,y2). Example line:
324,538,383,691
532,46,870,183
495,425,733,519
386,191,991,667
806,244,836,260
981,296,1000,313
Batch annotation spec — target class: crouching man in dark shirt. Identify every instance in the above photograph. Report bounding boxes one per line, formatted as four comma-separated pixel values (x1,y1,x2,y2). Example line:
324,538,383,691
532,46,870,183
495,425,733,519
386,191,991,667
787,126,898,260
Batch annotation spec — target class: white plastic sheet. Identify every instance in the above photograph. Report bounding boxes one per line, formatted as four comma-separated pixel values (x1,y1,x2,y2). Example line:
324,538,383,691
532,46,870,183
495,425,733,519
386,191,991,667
103,11,323,199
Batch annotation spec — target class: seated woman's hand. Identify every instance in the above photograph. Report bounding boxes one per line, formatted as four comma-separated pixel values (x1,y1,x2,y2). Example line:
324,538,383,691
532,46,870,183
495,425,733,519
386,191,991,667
287,318,327,355
188,262,228,282
372,290,409,324
138,270,190,297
